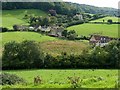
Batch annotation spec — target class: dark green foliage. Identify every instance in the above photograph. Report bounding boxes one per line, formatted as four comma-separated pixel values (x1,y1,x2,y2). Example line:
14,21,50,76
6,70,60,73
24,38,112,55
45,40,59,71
67,30,78,40
0,27,8,32
1,73,26,85
107,19,113,24
62,30,68,37
2,2,118,16
67,76,82,88
2,41,44,69
2,40,120,69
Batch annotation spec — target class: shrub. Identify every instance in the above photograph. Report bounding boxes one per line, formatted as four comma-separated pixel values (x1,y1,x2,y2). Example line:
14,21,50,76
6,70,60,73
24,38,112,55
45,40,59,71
1,73,26,85
2,40,44,69
0,27,8,32
67,76,82,88
107,19,113,24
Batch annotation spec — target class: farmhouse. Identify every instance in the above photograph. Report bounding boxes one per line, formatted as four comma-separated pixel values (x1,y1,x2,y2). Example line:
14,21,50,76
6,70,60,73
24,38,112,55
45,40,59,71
89,35,113,47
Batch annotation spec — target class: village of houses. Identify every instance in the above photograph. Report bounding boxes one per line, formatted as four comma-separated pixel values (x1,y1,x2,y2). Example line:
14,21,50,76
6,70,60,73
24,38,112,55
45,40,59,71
3,10,118,48
12,23,120,48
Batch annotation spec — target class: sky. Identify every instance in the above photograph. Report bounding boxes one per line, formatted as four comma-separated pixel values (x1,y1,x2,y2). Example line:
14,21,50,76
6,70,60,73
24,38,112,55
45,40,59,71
63,0,120,9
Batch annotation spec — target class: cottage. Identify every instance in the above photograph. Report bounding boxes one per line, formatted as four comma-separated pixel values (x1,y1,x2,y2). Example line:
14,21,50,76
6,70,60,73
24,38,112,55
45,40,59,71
74,14,83,20
34,25,51,32
49,25,64,37
89,35,113,47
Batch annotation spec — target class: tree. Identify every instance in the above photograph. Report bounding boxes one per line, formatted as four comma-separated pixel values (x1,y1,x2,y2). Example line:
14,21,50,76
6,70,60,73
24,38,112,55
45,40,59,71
67,30,78,40
42,17,50,26
107,19,113,24
103,19,105,23
2,41,44,69
1,27,8,32
62,30,68,37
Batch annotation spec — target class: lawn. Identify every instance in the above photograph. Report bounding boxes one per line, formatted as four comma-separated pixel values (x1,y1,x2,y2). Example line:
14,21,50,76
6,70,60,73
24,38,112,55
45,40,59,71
67,23,118,37
3,69,118,88
90,16,119,22
1,9,48,29
2,32,58,45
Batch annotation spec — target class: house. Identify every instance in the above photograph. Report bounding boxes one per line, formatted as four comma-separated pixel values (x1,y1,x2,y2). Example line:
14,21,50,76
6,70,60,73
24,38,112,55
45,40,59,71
34,25,51,32
89,35,113,47
29,26,34,31
74,14,83,20
48,25,64,37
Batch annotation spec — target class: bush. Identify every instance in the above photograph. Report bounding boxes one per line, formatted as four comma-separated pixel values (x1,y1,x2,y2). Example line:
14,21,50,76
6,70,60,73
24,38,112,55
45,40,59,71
1,73,26,85
67,76,82,88
107,19,113,24
2,40,44,69
0,27,8,32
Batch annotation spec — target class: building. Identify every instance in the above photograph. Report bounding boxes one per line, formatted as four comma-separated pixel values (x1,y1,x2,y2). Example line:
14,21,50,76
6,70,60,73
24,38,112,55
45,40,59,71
89,35,113,47
49,25,64,37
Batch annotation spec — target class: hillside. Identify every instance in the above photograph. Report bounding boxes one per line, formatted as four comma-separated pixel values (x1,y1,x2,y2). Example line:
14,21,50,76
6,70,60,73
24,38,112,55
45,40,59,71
2,2,118,16
73,3,118,16
1,9,48,29
90,16,119,22
67,23,118,37
2,32,57,45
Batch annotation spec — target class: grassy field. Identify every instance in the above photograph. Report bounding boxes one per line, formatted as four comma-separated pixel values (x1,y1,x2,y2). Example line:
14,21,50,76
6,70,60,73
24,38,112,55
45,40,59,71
3,69,118,88
1,9,48,29
1,32,57,45
1,31,89,56
90,16,119,22
67,23,118,37
40,40,89,56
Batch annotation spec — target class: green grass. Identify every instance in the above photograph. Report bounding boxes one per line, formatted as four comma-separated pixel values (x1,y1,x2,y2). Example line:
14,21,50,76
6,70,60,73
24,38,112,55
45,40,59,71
67,23,118,37
3,69,118,88
2,32,58,45
1,9,48,29
90,16,119,22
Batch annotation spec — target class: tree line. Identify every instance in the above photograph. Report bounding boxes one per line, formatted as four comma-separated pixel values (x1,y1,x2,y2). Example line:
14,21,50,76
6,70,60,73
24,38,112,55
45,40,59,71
2,40,120,70
2,2,118,16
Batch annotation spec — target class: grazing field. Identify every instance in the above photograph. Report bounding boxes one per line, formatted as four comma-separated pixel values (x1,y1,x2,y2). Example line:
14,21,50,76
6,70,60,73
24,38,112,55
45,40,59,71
2,32,57,45
40,40,89,56
3,69,118,88
1,31,89,55
1,9,48,29
90,16,119,22
67,23,118,37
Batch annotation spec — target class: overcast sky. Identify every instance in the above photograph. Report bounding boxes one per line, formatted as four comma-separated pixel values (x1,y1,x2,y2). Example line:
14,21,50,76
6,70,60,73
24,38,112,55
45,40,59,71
63,0,120,9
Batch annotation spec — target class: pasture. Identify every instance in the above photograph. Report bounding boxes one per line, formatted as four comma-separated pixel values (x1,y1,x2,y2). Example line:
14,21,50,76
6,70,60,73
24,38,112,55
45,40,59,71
2,69,118,88
67,23,118,37
1,32,57,45
90,16,119,22
1,9,48,29
1,32,89,56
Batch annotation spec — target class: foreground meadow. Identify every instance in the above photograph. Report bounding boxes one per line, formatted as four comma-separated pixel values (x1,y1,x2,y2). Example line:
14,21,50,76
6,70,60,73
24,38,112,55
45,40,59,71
2,69,118,88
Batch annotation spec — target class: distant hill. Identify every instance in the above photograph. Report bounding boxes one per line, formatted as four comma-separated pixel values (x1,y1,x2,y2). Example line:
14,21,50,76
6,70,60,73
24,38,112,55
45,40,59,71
72,3,118,16
2,2,118,16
